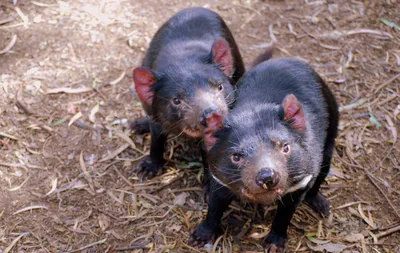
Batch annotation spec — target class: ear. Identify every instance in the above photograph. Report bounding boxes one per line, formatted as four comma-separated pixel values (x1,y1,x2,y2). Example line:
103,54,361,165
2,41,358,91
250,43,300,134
211,39,233,77
282,94,306,132
133,67,156,106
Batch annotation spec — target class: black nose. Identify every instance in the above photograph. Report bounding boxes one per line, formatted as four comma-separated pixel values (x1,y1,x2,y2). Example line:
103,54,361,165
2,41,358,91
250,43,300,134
203,106,218,119
256,168,279,190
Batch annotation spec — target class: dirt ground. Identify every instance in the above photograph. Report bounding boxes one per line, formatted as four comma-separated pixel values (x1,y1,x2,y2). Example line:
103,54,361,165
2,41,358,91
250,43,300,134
0,0,399,252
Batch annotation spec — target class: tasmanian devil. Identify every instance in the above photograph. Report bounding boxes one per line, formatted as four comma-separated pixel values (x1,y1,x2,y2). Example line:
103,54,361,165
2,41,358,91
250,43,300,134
131,7,245,180
190,58,339,252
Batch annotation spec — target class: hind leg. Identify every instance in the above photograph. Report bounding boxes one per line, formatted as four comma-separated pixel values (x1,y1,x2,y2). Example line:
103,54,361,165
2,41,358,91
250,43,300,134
305,137,335,216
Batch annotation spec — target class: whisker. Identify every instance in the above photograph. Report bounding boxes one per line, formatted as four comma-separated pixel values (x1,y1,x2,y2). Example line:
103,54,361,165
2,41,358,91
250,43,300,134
168,127,187,141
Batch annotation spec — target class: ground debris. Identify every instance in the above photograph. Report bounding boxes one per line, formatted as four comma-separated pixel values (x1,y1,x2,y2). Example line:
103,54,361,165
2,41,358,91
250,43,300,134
0,0,399,252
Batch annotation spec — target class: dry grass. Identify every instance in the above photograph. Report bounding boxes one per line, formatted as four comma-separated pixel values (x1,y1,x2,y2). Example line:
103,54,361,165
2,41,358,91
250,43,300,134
0,0,399,252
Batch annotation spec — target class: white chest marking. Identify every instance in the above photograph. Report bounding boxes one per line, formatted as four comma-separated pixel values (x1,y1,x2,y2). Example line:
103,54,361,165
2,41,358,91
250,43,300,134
285,175,313,194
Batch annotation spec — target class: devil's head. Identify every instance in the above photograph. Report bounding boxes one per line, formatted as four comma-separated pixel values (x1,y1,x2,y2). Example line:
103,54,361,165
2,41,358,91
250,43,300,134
204,94,315,205
133,39,238,138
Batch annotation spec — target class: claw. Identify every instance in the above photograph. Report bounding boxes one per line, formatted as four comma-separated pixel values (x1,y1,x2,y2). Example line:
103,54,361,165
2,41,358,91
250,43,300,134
130,156,164,181
188,223,215,247
264,244,284,253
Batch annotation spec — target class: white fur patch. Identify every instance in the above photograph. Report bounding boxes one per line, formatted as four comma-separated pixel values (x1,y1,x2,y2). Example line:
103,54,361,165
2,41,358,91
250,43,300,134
285,175,312,193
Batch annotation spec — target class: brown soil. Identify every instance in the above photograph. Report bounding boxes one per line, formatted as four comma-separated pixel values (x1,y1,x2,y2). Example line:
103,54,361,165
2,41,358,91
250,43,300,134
0,0,399,252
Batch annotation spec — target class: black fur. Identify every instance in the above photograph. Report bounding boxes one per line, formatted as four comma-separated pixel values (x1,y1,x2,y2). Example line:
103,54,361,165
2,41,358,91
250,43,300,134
191,58,339,251
131,8,245,180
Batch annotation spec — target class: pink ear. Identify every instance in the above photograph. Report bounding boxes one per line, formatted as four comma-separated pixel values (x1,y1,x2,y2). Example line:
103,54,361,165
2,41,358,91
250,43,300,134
133,67,156,106
282,94,306,132
212,39,233,77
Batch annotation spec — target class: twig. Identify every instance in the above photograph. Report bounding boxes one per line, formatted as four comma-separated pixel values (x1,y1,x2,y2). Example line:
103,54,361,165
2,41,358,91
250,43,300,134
116,244,151,251
13,205,48,215
150,173,184,193
109,70,126,85
373,73,400,95
98,143,129,162
4,232,30,253
339,99,367,112
0,162,24,167
239,13,255,30
7,175,30,191
15,6,28,28
46,86,93,94
66,238,107,253
73,120,97,131
113,166,135,187
334,201,370,210
376,225,400,239
232,3,261,15
79,152,95,195
0,17,14,26
0,132,19,140
269,24,277,44
91,206,121,220
316,29,393,39
115,131,145,154
365,171,400,219
0,35,17,54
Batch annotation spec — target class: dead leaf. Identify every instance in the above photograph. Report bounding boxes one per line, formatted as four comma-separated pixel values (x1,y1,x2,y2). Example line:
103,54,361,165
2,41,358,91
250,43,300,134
67,103,77,114
79,151,95,194
394,104,400,118
168,224,182,232
110,71,126,85
385,115,397,143
306,242,347,253
358,203,377,229
307,237,330,244
13,205,48,215
344,233,364,242
45,178,58,196
56,179,88,193
89,104,99,123
249,230,269,239
98,214,111,232
46,87,93,94
98,143,129,162
107,229,125,240
0,34,17,54
68,112,82,128
173,193,188,206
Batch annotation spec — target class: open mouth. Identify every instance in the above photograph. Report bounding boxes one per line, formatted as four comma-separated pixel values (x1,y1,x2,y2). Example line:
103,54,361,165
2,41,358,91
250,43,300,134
200,117,208,127
241,186,284,203
202,114,224,151
183,127,201,138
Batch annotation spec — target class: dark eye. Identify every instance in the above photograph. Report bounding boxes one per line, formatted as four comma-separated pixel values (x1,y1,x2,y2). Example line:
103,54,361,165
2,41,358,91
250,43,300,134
231,153,241,162
172,98,181,105
282,143,290,154
218,84,223,91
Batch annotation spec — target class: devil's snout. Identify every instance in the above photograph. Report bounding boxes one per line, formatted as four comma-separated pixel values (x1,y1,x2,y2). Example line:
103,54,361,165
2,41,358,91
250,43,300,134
201,106,220,126
203,105,218,118
256,167,280,190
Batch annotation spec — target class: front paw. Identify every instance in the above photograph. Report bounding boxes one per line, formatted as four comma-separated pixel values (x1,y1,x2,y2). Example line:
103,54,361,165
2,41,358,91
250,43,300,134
131,156,164,181
188,222,216,247
264,233,287,253
305,192,330,217
130,118,150,135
